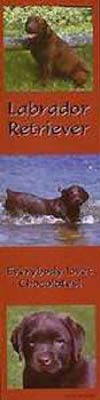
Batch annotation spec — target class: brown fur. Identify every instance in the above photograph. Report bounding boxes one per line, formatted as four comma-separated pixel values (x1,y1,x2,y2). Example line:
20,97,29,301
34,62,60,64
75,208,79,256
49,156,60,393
25,16,89,86
11,311,96,388
5,185,89,224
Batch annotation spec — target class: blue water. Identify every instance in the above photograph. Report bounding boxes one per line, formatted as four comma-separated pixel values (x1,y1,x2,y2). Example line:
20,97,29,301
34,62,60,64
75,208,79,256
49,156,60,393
0,154,100,246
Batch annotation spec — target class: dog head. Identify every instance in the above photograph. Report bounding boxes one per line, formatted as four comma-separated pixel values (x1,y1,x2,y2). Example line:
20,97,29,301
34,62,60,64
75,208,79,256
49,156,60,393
25,16,51,39
11,312,85,375
59,185,89,222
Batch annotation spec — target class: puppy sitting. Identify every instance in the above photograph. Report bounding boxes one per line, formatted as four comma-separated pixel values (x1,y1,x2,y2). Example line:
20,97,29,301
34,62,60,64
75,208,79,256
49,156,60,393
25,15,89,86
11,311,96,388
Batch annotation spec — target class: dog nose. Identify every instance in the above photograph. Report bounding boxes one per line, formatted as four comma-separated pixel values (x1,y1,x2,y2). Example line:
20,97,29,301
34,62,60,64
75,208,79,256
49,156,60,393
72,197,82,206
38,354,51,366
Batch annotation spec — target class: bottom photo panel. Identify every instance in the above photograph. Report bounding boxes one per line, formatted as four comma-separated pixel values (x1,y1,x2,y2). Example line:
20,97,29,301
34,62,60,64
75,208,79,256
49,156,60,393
7,304,96,390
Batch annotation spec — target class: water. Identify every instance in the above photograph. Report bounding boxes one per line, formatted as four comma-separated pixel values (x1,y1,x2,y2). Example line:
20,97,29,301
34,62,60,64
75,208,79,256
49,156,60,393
0,154,100,246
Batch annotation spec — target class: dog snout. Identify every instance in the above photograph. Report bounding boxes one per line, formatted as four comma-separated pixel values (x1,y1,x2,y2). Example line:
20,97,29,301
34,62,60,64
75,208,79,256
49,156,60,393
25,18,36,34
38,352,52,367
73,197,82,206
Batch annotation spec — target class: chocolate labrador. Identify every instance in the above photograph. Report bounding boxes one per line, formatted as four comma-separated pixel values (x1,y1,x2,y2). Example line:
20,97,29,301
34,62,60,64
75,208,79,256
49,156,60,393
5,185,89,223
11,311,96,388
25,16,89,86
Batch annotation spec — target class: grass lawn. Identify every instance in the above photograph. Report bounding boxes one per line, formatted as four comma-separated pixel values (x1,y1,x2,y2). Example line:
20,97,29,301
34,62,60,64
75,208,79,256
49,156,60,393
5,44,93,92
7,304,95,388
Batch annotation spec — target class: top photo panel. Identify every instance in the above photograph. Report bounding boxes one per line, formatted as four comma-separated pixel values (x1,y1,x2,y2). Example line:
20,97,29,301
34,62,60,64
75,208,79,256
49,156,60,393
4,6,93,92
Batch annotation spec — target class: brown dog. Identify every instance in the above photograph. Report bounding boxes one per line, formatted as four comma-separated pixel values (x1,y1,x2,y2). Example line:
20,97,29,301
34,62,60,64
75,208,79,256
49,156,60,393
5,185,89,223
11,311,96,388
25,15,89,86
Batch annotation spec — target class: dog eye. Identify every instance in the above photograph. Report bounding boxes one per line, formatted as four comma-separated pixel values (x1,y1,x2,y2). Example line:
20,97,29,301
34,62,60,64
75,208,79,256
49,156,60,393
29,342,35,348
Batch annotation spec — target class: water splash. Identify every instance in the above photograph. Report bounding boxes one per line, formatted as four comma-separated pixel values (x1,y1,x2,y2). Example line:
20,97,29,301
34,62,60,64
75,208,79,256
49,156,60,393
0,198,100,226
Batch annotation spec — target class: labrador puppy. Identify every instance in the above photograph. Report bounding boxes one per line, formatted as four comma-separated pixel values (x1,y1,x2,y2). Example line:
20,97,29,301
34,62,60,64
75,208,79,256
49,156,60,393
25,15,89,86
5,185,89,223
11,311,95,388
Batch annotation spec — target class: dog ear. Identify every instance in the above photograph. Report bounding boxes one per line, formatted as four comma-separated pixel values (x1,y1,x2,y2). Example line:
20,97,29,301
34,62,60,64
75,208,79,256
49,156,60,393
67,316,85,361
42,19,52,38
60,188,69,201
60,314,85,362
11,324,23,361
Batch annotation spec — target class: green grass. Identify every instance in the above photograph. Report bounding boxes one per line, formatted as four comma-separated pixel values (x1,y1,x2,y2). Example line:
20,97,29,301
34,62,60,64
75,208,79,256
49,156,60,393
7,304,95,388
4,7,93,38
5,44,93,92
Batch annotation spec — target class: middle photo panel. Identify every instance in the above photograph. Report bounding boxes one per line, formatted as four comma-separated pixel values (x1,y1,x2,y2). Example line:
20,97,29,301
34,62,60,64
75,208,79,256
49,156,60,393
0,154,99,247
